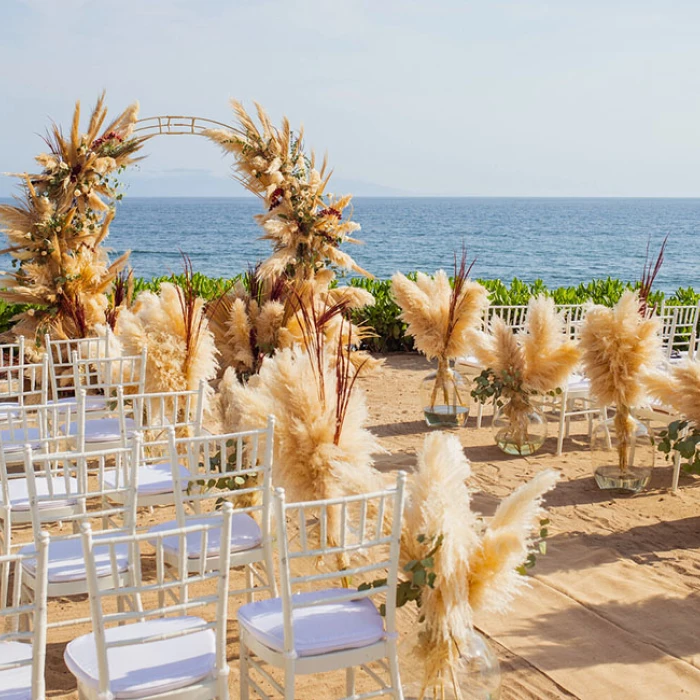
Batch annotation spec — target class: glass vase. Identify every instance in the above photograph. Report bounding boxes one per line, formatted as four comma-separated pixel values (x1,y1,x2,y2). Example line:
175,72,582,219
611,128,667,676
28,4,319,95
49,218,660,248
492,396,547,456
420,361,469,428
402,629,502,700
590,407,653,493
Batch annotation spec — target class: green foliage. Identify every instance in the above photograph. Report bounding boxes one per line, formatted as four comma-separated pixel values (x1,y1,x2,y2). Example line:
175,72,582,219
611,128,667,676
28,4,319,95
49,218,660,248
471,367,562,407
516,518,550,576
656,420,700,476
1,273,697,348
359,533,443,617
134,271,238,301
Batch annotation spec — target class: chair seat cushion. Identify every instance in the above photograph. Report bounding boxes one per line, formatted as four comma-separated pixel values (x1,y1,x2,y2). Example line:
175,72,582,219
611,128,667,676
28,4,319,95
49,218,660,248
457,354,482,369
0,402,21,420
20,534,128,584
68,417,136,443
238,588,386,657
148,513,262,558
566,374,590,393
0,640,33,700
0,427,42,454
64,616,215,699
1,475,79,511
104,463,190,496
48,396,107,412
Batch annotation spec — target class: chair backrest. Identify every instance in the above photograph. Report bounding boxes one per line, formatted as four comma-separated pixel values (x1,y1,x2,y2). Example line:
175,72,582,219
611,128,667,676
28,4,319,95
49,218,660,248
486,305,529,333
79,506,233,698
273,472,406,657
0,355,48,407
661,302,700,360
72,349,147,401
555,304,587,340
128,383,205,442
0,530,49,700
0,336,25,369
168,418,275,529
45,332,111,402
23,439,140,540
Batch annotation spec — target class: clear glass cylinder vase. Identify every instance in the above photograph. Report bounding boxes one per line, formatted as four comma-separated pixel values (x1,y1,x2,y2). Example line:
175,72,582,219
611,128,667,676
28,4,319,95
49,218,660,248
590,407,653,493
492,396,547,456
420,362,469,428
402,630,502,699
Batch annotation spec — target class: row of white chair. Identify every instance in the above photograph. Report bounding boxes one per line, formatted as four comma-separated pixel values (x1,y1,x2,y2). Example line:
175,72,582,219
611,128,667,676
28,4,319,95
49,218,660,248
0,424,406,699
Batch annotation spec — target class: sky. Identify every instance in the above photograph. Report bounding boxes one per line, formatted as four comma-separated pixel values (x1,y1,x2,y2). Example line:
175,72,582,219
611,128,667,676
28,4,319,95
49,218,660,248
2,0,700,197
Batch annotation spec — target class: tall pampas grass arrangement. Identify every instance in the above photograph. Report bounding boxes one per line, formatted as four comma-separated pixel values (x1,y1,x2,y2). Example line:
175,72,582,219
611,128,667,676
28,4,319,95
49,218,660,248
580,290,661,475
0,93,147,344
218,298,383,545
115,259,218,411
392,253,489,424
401,432,558,699
469,295,581,454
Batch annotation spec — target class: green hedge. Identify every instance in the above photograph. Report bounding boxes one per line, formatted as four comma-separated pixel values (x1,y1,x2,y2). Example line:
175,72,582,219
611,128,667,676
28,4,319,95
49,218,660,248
1,275,697,353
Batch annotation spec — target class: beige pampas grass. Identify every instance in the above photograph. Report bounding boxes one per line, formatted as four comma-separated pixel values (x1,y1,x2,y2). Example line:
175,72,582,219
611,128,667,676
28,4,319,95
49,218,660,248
580,290,661,470
391,266,488,364
468,469,559,613
401,433,479,695
644,360,700,427
470,295,581,395
0,93,148,343
115,277,218,411
402,432,558,697
219,346,383,548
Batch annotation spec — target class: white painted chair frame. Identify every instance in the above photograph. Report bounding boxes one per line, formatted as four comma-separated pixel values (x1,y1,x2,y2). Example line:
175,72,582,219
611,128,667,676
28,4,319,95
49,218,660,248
19,439,141,629
68,506,233,699
238,472,407,700
154,419,277,601
107,385,206,509
0,336,25,369
0,354,48,409
45,332,111,405
0,530,49,700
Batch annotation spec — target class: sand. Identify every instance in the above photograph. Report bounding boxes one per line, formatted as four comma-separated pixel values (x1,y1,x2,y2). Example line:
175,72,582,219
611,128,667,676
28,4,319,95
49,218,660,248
22,353,700,698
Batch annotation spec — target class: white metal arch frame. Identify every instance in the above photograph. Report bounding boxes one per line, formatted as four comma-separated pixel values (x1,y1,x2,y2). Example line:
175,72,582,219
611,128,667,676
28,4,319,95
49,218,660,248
134,115,235,137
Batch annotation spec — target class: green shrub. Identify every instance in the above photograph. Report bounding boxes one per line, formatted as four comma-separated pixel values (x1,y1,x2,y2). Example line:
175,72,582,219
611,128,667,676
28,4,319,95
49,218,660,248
1,274,697,351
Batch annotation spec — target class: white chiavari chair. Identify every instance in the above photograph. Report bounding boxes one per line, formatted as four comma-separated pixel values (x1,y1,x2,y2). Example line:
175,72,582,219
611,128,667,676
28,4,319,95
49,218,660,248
104,384,205,508
0,355,48,423
147,419,277,601
17,439,140,629
44,331,112,411
0,530,49,700
66,350,146,451
64,505,233,699
237,472,406,700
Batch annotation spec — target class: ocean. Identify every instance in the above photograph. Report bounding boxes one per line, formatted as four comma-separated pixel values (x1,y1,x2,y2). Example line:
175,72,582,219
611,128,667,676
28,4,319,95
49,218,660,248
1,197,699,292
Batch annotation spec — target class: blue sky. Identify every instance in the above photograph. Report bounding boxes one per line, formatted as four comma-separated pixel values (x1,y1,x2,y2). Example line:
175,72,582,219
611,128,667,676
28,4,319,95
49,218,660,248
2,0,700,197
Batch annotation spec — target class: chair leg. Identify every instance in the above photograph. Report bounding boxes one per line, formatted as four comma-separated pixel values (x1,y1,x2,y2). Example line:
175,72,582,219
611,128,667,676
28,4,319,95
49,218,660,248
240,638,250,700
387,646,404,700
556,396,566,456
245,565,254,604
346,667,356,699
284,657,295,700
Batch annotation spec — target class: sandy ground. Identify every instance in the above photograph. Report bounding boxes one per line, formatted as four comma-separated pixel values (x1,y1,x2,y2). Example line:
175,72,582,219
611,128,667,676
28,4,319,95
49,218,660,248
18,353,700,698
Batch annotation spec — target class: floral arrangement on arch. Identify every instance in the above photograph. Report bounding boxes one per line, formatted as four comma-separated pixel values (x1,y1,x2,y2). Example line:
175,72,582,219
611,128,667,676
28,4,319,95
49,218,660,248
204,102,376,381
0,93,147,344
